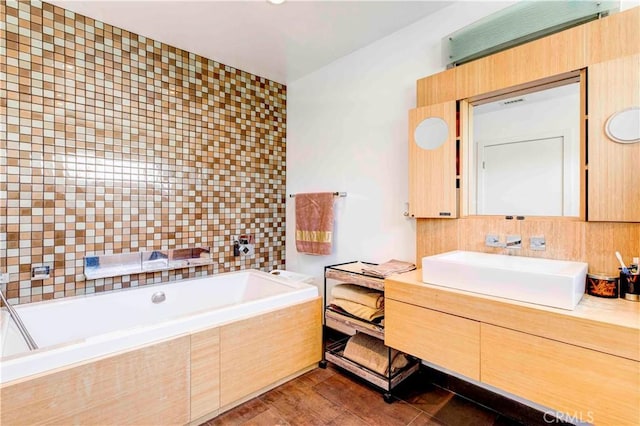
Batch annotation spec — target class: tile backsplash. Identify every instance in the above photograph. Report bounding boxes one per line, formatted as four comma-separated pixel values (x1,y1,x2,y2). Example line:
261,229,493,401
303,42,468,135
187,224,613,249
1,1,287,304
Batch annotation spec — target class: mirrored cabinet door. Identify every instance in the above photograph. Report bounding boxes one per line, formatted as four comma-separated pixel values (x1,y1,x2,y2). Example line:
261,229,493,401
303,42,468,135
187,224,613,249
408,101,457,218
588,54,640,222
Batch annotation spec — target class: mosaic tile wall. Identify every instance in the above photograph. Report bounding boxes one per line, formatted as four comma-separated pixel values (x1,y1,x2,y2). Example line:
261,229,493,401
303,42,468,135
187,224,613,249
1,2,7,290
1,1,287,305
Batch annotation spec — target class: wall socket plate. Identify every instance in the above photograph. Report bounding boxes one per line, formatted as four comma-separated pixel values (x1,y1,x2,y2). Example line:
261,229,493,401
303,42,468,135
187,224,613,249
31,264,52,280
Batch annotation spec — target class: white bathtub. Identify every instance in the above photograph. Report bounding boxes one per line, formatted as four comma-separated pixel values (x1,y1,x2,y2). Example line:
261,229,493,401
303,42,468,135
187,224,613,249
0,269,318,384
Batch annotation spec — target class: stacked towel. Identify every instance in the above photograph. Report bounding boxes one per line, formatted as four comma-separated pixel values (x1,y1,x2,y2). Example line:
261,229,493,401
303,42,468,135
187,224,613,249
343,332,409,376
361,259,416,278
332,284,384,309
330,283,384,322
330,299,384,322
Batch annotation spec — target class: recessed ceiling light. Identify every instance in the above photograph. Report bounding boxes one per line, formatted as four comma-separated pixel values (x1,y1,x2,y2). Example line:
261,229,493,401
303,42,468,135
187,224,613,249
267,0,286,5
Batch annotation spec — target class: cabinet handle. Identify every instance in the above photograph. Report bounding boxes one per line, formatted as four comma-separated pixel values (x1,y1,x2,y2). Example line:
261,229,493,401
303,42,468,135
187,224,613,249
439,212,451,217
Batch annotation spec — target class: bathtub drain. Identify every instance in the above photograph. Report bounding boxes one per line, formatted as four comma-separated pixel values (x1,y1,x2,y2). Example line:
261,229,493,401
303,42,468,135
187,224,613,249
151,291,166,304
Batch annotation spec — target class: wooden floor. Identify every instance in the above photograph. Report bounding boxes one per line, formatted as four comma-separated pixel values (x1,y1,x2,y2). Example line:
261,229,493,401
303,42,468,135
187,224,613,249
202,366,525,426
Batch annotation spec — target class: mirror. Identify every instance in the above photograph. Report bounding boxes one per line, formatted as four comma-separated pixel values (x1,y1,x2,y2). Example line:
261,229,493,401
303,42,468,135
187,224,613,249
468,81,581,217
606,107,640,144
414,117,449,150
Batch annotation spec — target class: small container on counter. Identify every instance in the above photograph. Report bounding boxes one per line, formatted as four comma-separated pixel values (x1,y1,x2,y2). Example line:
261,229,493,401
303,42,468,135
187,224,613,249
586,273,619,298
619,268,639,302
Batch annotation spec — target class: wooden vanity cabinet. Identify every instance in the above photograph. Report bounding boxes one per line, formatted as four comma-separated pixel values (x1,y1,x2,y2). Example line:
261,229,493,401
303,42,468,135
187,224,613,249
482,324,640,426
385,273,640,425
587,54,640,222
385,299,479,379
408,101,458,218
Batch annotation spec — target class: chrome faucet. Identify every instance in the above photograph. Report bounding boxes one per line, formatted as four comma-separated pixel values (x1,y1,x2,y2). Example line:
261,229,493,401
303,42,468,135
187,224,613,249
505,235,522,249
0,282,39,350
485,234,521,249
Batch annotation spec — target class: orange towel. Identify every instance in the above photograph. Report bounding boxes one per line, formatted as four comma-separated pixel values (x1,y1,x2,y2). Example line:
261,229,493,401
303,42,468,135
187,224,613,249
295,192,335,255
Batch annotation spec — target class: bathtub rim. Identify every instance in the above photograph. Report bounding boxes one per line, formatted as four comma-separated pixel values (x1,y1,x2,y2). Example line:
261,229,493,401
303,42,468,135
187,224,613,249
8,268,308,312
0,269,319,384
2,268,308,359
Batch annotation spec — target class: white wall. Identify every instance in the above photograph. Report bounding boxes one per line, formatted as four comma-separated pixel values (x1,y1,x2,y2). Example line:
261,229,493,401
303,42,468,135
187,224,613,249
285,1,514,285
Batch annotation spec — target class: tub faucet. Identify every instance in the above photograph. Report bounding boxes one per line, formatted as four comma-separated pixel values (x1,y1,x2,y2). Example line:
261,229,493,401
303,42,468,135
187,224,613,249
505,235,522,249
485,234,521,249
0,283,39,350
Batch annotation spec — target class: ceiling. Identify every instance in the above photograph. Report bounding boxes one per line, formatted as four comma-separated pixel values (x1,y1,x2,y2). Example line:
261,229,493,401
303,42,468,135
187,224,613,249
48,0,452,84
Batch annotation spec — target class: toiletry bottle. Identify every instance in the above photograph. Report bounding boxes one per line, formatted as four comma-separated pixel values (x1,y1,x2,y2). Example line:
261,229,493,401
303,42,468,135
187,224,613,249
619,266,627,299
630,257,640,300
621,264,640,301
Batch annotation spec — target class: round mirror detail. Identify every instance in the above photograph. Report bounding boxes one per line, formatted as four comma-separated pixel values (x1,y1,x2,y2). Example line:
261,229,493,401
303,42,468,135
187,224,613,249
414,117,449,150
605,107,640,144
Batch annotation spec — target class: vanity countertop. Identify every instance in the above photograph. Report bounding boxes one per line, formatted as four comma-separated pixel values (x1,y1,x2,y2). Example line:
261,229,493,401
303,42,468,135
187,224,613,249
385,270,640,361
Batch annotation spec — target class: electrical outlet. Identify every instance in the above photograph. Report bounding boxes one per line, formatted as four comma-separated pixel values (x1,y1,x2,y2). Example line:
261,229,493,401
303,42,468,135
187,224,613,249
31,264,52,280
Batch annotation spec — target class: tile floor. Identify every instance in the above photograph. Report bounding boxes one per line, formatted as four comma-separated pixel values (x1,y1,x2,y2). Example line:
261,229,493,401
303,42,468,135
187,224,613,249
202,365,532,426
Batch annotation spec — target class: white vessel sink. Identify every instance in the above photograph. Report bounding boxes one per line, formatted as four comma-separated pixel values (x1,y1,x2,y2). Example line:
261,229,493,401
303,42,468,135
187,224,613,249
421,250,588,310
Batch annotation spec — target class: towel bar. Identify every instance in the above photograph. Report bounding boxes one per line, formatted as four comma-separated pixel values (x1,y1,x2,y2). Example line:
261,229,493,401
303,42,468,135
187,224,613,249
289,192,347,198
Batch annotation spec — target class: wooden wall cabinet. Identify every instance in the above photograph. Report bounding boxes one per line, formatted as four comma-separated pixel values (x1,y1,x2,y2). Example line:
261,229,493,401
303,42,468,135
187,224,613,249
408,101,458,218
585,7,640,65
455,23,586,101
416,68,456,106
414,7,639,224
587,54,640,222
385,299,480,380
482,324,640,426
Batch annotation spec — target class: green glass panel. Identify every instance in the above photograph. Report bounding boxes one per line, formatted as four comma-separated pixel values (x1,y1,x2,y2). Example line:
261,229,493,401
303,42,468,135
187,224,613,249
444,0,619,66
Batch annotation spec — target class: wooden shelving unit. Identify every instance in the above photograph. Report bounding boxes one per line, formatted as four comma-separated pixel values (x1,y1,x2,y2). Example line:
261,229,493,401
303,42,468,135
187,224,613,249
321,261,420,403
